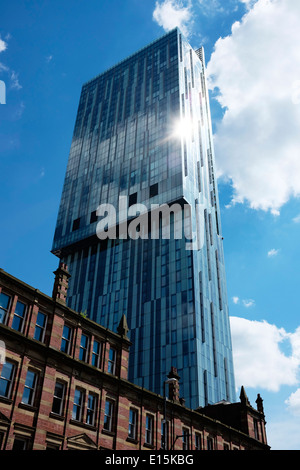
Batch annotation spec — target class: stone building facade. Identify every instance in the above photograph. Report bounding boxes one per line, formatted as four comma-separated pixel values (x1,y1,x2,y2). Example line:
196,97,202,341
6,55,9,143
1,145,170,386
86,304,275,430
0,264,269,450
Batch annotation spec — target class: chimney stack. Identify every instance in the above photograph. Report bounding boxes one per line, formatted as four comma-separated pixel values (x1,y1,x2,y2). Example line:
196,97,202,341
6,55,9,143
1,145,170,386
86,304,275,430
167,367,180,402
52,262,71,305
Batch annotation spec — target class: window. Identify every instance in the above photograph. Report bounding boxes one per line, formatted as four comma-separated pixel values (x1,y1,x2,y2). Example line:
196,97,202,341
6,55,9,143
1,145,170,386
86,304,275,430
91,340,101,368
128,408,138,440
129,192,137,207
46,443,61,450
0,432,4,449
195,433,202,450
182,428,189,450
34,312,47,342
12,438,29,450
103,399,114,432
150,183,158,198
72,217,81,231
11,301,26,332
107,347,116,374
61,325,72,354
90,210,97,224
72,388,84,421
207,437,214,450
0,361,15,398
161,420,169,449
86,393,97,426
79,333,89,362
22,370,37,406
145,414,154,446
254,419,259,440
0,292,10,324
52,381,65,415
130,170,137,186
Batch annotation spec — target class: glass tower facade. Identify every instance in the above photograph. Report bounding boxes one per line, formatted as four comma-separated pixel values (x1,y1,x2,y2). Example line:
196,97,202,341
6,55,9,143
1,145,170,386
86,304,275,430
52,29,236,409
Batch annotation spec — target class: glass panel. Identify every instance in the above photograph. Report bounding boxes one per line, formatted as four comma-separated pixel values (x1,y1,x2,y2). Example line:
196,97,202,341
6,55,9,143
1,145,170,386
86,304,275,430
22,370,36,405
72,389,83,421
61,325,72,353
92,340,100,367
108,348,116,374
104,399,113,431
0,293,10,310
128,409,137,439
12,301,26,332
0,362,14,397
146,415,153,444
34,312,47,341
52,382,64,414
79,334,89,361
86,394,96,425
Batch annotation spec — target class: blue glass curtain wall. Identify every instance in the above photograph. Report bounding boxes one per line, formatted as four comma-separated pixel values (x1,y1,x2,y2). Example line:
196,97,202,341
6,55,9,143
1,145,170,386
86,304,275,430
52,29,236,409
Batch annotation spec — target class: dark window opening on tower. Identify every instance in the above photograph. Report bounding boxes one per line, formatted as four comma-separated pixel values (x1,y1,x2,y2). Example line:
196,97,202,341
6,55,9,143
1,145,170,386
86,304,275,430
90,211,97,224
129,193,137,206
149,183,158,198
72,218,81,231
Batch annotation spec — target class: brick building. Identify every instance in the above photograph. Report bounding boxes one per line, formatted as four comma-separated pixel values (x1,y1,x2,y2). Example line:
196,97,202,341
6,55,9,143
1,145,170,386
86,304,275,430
0,264,269,451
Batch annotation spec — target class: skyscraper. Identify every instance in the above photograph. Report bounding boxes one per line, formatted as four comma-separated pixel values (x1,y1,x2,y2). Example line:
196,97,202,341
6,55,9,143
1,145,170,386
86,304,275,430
52,28,236,409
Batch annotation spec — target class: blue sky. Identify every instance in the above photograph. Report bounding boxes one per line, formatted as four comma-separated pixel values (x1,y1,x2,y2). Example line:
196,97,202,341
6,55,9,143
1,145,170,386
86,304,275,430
1,0,300,450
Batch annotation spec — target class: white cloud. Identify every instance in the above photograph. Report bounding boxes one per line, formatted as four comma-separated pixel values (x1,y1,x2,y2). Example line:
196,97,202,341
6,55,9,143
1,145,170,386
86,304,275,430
268,248,279,257
232,296,256,307
13,101,25,119
0,35,22,91
197,0,225,15
0,63,9,73
292,214,300,224
289,326,300,363
238,0,258,7
10,71,22,90
242,298,255,308
0,37,8,75
197,0,256,16
267,416,300,450
0,38,7,53
153,0,193,37
207,0,300,215
285,389,300,416
230,316,300,392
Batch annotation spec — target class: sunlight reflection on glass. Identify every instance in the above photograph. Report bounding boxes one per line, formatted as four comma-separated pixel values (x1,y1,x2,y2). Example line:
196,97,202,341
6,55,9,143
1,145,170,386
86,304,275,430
172,117,193,140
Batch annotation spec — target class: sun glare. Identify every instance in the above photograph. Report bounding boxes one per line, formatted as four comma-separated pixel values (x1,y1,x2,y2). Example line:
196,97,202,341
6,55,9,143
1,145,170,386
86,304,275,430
172,117,193,140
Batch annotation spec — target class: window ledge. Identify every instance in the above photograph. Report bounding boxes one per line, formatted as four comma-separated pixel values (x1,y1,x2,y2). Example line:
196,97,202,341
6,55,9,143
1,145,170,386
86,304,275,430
18,402,37,412
69,419,97,431
144,442,155,449
49,412,65,421
0,396,12,405
102,428,115,437
126,436,139,444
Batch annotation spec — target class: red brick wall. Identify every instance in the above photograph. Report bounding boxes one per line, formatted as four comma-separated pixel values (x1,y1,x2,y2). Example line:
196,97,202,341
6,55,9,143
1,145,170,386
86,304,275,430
0,271,269,451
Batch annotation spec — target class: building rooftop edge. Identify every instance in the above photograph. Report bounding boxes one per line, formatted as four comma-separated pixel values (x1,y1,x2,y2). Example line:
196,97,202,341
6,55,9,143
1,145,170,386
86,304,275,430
0,267,269,450
82,28,203,89
82,28,179,88
0,267,131,345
